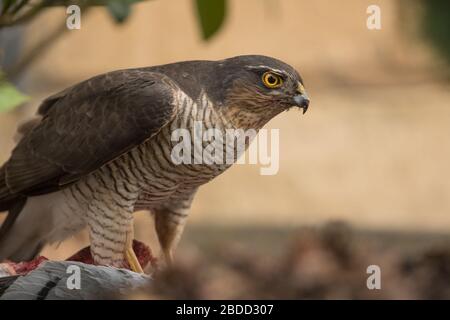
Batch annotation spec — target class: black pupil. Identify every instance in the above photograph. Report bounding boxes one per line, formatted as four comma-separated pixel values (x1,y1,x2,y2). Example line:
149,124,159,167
268,75,277,84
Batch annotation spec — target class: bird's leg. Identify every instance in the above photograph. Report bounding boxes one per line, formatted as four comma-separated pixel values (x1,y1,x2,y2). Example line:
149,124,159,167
153,189,196,267
125,227,144,273
89,219,144,272
154,208,188,267
87,197,144,272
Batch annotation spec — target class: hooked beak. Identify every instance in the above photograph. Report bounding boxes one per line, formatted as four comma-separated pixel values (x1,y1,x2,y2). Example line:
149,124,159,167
293,82,310,114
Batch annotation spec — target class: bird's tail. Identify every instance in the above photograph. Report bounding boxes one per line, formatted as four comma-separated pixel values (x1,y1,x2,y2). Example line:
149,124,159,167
0,197,45,262
0,165,22,212
0,166,45,262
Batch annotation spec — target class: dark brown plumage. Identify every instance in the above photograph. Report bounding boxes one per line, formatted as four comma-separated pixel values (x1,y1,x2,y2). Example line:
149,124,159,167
1,71,177,198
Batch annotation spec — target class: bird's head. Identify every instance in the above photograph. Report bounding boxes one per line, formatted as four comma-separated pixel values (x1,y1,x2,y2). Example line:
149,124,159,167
212,55,310,125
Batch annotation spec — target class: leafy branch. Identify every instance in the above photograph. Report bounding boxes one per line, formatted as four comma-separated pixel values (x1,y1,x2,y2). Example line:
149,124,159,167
0,0,228,112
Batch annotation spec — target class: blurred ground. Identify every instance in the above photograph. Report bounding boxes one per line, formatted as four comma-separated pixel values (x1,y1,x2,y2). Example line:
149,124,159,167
0,0,450,299
141,222,450,299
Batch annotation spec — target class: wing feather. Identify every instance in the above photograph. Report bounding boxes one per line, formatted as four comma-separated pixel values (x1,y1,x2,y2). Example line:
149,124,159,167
4,69,178,196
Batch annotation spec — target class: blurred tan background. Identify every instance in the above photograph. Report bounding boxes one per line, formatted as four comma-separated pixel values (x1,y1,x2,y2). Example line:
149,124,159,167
1,0,450,264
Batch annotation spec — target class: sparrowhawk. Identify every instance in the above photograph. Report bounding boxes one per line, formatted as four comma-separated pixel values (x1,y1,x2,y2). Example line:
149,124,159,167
0,55,310,272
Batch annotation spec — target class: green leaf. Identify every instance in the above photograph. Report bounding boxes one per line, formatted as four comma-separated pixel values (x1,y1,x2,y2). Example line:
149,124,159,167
0,79,28,112
107,0,131,23
1,0,16,15
106,0,146,23
421,0,450,67
195,0,226,40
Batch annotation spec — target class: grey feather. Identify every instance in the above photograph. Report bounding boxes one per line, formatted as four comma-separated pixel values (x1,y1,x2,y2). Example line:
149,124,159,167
0,261,151,300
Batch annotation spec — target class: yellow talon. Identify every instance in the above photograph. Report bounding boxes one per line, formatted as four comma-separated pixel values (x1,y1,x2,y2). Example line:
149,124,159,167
125,246,144,273
125,229,144,273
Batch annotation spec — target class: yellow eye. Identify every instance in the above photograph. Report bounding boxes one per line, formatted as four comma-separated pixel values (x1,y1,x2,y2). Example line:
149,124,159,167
262,72,283,88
